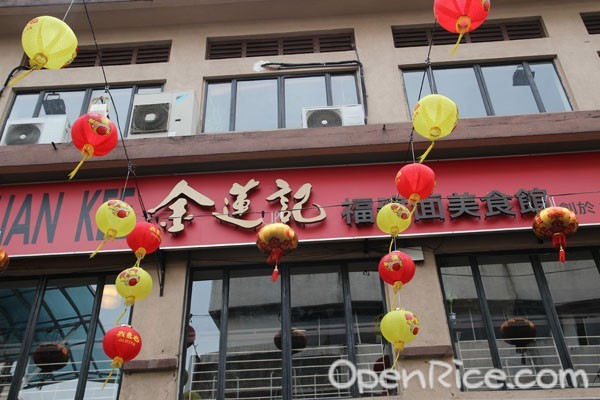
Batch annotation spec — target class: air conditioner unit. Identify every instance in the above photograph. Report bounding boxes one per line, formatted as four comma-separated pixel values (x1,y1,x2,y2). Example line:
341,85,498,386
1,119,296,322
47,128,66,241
1,116,71,146
302,104,365,129
127,90,198,139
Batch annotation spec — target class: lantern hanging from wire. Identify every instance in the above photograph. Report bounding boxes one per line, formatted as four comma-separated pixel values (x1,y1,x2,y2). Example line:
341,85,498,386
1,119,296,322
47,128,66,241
90,200,136,258
68,113,118,180
532,206,578,262
126,221,162,268
256,222,298,281
412,94,459,163
378,251,416,307
380,308,420,368
0,247,9,272
9,16,78,86
102,325,142,389
433,0,491,54
395,163,436,212
113,266,152,324
376,202,412,239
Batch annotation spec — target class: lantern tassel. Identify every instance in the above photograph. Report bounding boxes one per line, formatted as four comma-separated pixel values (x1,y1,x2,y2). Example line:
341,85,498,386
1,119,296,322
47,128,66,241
451,32,465,55
68,144,95,180
418,142,435,163
390,342,404,370
559,246,566,263
6,68,36,86
102,356,124,389
114,307,128,325
271,265,279,282
67,157,89,180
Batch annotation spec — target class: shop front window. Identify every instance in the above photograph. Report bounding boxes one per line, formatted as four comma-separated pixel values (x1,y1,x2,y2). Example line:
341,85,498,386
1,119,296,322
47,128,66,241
402,60,571,118
439,249,600,391
183,261,388,399
0,274,127,400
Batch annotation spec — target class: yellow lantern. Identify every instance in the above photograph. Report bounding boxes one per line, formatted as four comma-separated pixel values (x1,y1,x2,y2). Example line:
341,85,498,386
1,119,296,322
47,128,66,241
380,308,420,352
115,266,153,306
9,16,78,85
412,94,459,162
90,200,136,258
376,203,412,237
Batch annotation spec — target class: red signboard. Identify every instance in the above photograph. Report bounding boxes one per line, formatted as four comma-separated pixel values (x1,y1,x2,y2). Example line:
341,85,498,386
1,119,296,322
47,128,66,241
1,152,599,257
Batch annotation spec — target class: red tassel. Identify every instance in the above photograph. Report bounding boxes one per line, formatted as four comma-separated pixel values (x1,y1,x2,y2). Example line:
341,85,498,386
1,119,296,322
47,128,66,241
559,247,566,263
271,266,279,282
552,233,566,250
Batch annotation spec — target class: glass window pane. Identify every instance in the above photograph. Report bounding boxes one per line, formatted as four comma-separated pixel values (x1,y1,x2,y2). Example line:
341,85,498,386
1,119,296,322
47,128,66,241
348,263,390,397
541,250,600,387
225,269,281,399
284,76,327,129
235,79,278,131
481,64,539,116
402,70,431,114
39,90,86,130
204,83,232,133
19,278,101,400
136,86,163,95
85,279,129,399
0,281,38,397
478,255,563,389
8,93,39,119
331,74,358,106
433,67,488,118
439,257,494,389
291,266,347,398
90,88,133,138
186,271,222,400
529,62,572,112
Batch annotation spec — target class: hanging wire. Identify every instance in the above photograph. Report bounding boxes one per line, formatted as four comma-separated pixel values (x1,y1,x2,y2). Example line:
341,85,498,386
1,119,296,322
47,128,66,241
406,19,438,165
62,0,77,21
81,0,149,221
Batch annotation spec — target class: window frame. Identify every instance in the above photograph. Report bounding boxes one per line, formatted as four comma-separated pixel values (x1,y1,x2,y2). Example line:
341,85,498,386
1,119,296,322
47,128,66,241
437,247,600,391
202,71,361,133
403,60,571,117
182,259,391,399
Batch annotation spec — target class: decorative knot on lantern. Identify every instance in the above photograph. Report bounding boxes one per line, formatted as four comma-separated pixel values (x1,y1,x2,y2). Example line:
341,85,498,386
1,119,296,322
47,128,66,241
532,206,578,262
412,94,458,163
9,16,78,86
256,223,298,282
434,0,491,54
395,163,436,213
68,113,118,180
102,325,142,389
90,200,136,258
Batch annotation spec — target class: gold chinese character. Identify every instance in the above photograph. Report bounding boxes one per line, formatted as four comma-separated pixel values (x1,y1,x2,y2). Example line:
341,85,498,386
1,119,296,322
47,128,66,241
266,180,326,224
213,179,263,229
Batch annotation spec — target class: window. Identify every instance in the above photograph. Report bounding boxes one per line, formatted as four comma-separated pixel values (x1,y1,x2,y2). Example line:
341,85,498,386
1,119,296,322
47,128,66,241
66,42,172,68
4,85,163,138
183,261,391,399
438,248,600,391
402,61,571,118
581,13,600,35
203,73,360,132
0,274,129,399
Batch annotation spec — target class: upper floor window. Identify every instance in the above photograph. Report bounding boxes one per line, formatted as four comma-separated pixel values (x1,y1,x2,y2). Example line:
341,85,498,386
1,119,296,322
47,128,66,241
3,85,162,143
581,13,600,35
66,42,172,68
203,73,360,132
439,249,600,391
402,61,571,118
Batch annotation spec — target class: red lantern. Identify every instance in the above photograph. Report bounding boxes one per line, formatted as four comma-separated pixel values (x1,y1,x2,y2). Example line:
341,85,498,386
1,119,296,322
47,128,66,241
68,113,118,180
186,325,196,348
0,247,9,272
532,206,578,262
126,221,162,268
256,223,298,282
378,251,416,290
103,325,142,368
434,0,491,54
394,163,436,207
33,343,70,373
